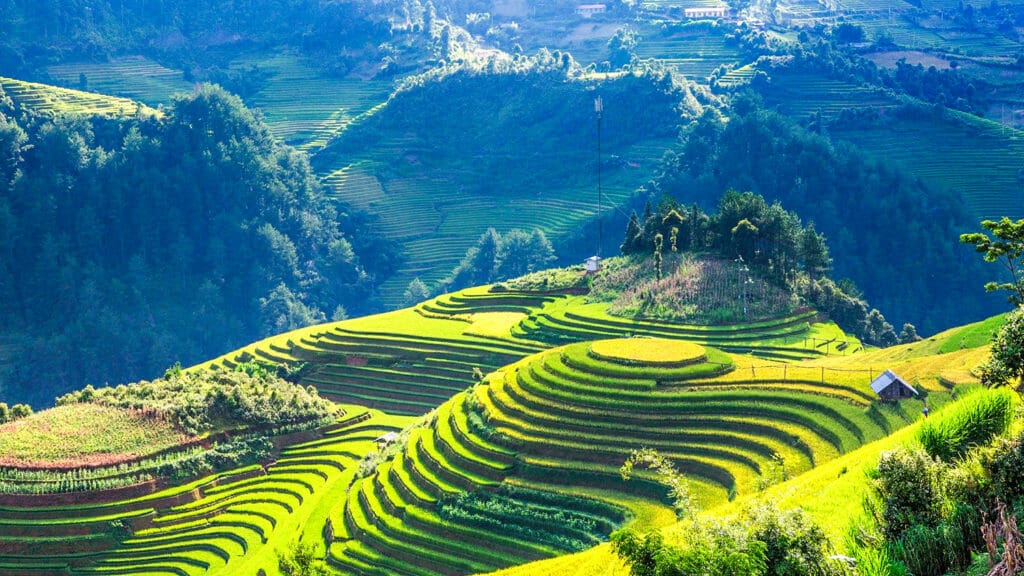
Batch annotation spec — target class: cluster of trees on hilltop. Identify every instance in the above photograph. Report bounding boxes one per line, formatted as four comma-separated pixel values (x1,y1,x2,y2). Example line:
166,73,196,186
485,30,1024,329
0,84,399,407
0,0,391,76
622,192,911,345
650,97,998,334
621,191,831,284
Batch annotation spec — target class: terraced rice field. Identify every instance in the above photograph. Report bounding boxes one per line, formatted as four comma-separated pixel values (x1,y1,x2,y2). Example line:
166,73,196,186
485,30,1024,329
0,77,158,118
45,57,192,107
0,407,410,575
198,301,549,416
229,53,391,151
327,337,918,575
320,137,674,307
507,295,860,360
756,70,901,121
716,64,756,87
196,283,861,419
832,110,1024,219
633,26,742,82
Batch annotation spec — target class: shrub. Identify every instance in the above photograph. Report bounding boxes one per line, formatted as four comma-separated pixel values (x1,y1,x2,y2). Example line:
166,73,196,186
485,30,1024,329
613,521,768,576
987,430,1024,505
916,388,1016,461
613,504,845,576
278,539,330,576
55,367,333,436
745,504,834,576
874,447,941,539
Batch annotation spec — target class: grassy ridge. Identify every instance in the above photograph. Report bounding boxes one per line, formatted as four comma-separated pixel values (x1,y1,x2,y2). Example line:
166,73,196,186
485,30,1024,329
0,76,159,118
0,405,188,470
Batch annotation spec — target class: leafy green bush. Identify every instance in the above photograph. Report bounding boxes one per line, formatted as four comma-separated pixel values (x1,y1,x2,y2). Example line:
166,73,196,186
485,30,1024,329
56,366,333,436
874,447,941,540
986,429,1024,505
745,504,836,576
0,402,32,424
916,388,1016,461
613,503,843,576
613,519,767,576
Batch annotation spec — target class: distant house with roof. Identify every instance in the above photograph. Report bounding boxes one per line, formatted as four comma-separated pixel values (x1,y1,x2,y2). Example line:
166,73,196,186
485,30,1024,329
683,5,730,19
870,369,919,401
375,431,399,450
576,3,607,17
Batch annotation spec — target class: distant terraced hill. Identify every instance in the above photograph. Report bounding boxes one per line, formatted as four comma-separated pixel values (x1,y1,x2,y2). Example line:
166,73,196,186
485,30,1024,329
0,76,159,118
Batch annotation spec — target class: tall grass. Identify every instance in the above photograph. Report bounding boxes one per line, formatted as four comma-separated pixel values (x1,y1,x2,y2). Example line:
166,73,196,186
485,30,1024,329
916,388,1016,461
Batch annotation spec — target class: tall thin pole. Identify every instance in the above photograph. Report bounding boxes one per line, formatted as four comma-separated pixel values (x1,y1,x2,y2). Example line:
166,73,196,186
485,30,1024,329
595,96,603,258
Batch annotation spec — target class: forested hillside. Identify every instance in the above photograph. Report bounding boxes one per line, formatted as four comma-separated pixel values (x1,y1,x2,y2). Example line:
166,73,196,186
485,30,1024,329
0,84,398,405
651,98,999,334
0,0,390,76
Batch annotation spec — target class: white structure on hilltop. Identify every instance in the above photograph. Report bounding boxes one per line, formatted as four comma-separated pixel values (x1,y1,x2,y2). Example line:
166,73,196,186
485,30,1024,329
683,5,730,18
576,4,607,17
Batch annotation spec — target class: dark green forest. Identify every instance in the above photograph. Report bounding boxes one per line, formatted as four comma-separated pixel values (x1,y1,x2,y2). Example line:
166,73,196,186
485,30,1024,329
0,84,398,406
0,0,390,75
648,98,999,334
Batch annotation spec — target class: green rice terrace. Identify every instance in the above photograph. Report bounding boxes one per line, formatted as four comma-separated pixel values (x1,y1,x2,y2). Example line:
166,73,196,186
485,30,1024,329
318,140,673,307
752,67,1024,219
45,53,392,153
0,260,991,575
0,76,159,118
45,56,193,108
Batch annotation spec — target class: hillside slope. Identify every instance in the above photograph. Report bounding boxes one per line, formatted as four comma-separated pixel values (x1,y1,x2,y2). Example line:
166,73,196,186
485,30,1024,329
0,273,1000,575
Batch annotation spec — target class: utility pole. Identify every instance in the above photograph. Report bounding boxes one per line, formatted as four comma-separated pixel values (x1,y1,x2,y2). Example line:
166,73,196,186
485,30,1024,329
595,95,603,258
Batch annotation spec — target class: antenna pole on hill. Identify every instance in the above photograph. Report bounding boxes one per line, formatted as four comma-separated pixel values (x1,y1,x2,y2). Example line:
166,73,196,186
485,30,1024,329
595,95,603,258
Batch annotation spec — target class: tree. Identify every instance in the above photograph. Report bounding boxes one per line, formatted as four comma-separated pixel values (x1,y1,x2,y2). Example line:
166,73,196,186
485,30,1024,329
865,308,898,347
800,222,831,278
731,218,759,261
259,284,326,337
495,229,533,279
621,211,642,254
899,322,922,344
403,278,431,307
960,217,1024,307
607,28,639,68
654,233,664,280
979,306,1024,389
525,229,556,272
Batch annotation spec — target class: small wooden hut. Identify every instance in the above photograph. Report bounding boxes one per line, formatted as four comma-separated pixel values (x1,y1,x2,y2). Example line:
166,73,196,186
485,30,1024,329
870,369,918,401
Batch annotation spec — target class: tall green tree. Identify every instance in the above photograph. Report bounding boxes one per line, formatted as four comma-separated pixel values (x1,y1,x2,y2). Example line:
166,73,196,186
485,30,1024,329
979,306,1024,390
621,211,642,254
800,222,831,278
960,217,1024,307
403,277,431,307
